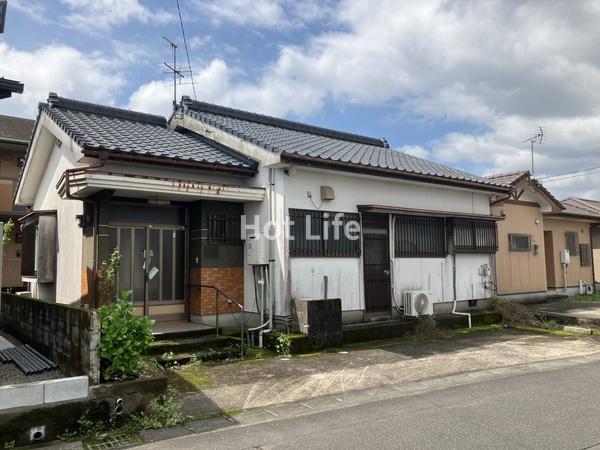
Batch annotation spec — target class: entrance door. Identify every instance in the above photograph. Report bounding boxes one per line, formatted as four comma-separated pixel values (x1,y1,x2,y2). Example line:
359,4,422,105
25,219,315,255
544,230,556,288
362,214,392,315
109,226,186,320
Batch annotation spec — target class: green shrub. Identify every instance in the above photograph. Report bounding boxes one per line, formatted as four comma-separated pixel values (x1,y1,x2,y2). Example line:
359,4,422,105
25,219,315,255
99,291,154,381
493,299,534,327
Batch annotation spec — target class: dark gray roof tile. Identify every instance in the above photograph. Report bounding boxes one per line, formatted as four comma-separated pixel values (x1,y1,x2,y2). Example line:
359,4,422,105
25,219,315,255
181,98,506,190
41,94,256,171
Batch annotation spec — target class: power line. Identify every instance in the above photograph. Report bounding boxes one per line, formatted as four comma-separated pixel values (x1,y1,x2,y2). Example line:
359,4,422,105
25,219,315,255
176,0,196,101
540,169,600,183
538,165,600,181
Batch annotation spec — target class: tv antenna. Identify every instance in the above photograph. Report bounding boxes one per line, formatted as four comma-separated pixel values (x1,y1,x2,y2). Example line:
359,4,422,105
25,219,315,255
162,36,184,107
523,126,544,175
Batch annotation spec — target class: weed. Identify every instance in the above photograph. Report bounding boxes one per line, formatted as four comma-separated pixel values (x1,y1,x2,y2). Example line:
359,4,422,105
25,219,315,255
493,299,534,327
125,392,187,431
3,441,15,450
414,315,445,339
274,333,292,357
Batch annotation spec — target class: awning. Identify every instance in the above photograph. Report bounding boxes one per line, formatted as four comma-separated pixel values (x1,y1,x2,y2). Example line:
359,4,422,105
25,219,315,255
357,205,503,220
57,169,266,202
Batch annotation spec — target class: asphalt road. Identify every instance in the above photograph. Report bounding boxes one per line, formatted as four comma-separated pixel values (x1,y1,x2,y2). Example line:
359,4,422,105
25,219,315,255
141,359,600,449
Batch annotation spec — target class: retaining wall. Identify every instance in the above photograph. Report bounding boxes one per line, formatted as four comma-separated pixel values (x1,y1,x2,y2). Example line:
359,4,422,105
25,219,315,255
0,293,100,383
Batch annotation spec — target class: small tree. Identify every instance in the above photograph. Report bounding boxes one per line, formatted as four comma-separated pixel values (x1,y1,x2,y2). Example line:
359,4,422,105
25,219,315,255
97,248,121,306
2,219,14,247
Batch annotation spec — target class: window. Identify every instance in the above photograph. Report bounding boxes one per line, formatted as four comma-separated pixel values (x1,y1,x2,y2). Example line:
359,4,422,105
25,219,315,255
508,234,531,251
394,215,446,257
289,209,360,257
19,212,57,282
208,214,241,242
565,231,579,256
452,218,497,253
580,243,592,267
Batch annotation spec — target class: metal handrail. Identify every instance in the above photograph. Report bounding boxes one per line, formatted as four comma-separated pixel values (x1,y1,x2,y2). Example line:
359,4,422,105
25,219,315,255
188,283,244,358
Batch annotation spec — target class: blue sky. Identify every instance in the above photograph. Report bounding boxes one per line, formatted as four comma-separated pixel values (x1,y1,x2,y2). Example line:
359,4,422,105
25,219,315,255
3,0,600,199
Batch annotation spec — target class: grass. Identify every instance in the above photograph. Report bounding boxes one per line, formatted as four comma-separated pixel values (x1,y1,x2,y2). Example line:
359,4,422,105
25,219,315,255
569,292,600,303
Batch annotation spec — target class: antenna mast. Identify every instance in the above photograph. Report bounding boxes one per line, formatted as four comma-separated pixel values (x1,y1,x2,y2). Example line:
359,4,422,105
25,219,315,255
163,36,184,107
523,126,544,175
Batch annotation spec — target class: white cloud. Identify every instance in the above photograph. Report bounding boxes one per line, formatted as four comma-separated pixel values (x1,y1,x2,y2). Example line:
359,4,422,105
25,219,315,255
190,0,336,29
0,43,125,118
60,0,175,32
158,0,600,199
192,0,289,28
397,145,430,160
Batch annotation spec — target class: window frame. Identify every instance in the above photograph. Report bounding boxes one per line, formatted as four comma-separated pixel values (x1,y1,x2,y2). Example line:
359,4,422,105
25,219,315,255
508,233,531,252
289,208,361,257
565,231,579,256
208,213,241,243
452,218,498,253
394,215,447,258
580,243,592,267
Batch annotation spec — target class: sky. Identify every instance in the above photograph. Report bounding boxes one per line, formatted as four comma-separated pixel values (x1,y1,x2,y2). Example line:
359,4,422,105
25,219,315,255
2,0,600,200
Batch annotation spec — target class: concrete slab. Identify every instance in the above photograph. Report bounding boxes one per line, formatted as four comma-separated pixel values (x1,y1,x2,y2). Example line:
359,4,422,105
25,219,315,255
152,321,214,336
0,381,43,410
533,301,600,321
43,376,89,404
0,335,15,350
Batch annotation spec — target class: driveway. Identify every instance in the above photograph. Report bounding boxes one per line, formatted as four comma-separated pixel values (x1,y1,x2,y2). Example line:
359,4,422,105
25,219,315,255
170,328,600,417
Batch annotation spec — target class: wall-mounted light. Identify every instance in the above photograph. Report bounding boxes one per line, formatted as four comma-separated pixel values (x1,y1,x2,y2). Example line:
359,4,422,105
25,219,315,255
534,218,540,225
500,210,506,217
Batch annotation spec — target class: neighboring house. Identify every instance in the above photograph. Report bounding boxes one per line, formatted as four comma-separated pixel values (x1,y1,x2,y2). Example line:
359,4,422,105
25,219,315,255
487,171,563,300
0,114,33,288
15,93,510,326
544,197,600,294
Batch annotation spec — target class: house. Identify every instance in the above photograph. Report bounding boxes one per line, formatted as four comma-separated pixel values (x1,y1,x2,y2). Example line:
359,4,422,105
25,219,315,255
15,93,510,328
488,171,600,298
0,114,33,288
487,171,563,300
544,196,600,294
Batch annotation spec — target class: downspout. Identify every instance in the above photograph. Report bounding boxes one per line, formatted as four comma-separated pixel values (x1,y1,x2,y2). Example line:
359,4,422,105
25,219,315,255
259,168,275,345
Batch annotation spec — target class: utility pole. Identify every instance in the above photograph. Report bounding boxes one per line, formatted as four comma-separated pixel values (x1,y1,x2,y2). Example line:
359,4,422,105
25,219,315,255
162,36,184,107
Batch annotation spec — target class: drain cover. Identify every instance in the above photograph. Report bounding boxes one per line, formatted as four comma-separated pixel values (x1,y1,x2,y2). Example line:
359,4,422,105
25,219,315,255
84,432,143,450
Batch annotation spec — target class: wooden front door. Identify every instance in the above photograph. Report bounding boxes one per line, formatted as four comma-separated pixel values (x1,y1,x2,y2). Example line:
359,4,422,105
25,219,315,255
362,214,392,315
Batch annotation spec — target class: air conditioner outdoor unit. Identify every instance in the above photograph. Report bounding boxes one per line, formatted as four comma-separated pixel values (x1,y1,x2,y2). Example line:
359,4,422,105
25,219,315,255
402,291,434,317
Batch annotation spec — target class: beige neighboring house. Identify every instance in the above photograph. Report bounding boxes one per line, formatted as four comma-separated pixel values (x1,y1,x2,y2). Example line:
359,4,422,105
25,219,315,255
546,197,600,293
0,114,34,288
487,171,564,300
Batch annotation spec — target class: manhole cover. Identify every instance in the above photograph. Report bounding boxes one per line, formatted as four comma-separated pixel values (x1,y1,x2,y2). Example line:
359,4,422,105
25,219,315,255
84,432,143,450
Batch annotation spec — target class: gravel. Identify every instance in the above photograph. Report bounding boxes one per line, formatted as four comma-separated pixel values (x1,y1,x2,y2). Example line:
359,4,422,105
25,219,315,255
0,331,64,386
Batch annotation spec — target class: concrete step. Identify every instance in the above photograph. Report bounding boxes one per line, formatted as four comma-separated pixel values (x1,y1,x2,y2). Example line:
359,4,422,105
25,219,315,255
152,323,219,341
147,334,237,356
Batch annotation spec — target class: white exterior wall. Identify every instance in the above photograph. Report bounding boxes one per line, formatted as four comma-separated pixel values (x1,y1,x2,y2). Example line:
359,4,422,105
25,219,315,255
392,254,492,304
31,142,83,304
284,167,494,313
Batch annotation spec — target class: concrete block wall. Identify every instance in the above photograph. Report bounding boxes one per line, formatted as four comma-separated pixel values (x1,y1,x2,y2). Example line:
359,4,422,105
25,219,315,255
0,293,101,383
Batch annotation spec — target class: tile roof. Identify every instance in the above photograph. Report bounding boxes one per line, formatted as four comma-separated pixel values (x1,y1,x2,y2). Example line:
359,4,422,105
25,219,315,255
40,93,257,171
485,171,529,187
560,197,600,219
180,97,508,191
0,114,35,143
486,170,564,210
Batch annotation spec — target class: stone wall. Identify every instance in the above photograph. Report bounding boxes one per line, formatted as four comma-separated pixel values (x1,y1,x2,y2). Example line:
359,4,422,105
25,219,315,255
0,293,101,383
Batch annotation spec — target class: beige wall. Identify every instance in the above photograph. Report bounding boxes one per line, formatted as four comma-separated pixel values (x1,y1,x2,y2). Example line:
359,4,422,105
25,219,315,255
492,201,547,295
543,217,594,289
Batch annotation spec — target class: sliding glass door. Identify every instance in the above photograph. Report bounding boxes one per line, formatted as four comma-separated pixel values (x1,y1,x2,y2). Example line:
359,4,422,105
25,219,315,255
108,225,186,319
